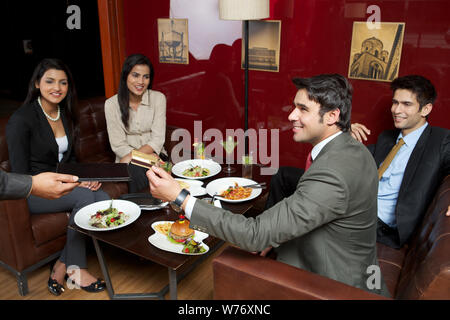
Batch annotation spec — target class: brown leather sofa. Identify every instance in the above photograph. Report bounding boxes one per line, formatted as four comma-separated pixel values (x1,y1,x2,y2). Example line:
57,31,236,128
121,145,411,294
213,175,450,300
0,97,177,295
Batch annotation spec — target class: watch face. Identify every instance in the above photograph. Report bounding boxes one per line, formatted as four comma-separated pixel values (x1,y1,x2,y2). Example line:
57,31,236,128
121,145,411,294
170,202,182,213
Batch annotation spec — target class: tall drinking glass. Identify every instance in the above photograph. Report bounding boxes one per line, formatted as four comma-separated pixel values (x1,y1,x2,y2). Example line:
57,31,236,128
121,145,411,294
242,153,253,179
221,136,237,174
193,140,205,172
193,140,205,160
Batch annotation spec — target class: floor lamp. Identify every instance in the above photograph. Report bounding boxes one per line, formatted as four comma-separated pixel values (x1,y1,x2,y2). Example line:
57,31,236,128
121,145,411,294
219,0,270,154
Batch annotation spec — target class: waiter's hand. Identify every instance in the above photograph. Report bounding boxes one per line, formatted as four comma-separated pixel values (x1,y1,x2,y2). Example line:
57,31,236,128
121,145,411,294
31,172,79,199
147,166,181,202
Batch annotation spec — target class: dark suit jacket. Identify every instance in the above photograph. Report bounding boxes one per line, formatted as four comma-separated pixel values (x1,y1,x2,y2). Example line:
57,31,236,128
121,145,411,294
369,125,450,248
191,133,389,296
6,100,76,175
0,170,32,200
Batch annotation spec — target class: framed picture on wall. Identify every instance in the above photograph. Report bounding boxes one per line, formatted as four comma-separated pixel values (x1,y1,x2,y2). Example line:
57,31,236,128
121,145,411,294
242,20,281,72
157,18,189,64
348,21,405,82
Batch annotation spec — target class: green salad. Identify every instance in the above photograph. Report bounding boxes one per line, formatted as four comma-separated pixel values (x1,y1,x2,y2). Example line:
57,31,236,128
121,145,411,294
182,165,210,177
89,207,129,228
182,238,207,254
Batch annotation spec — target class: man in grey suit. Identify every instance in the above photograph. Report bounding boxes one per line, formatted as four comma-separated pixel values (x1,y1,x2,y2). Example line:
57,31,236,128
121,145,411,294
0,170,79,200
148,74,389,297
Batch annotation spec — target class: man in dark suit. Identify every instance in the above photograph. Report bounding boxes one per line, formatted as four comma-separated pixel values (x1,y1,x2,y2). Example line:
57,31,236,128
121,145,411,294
351,75,450,249
147,74,389,296
0,170,79,200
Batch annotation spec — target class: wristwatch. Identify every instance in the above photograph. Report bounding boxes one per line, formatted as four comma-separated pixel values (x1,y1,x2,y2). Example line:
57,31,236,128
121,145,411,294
170,189,190,213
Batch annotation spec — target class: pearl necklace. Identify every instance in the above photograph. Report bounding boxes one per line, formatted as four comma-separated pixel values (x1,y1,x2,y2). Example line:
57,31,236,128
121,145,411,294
38,96,60,122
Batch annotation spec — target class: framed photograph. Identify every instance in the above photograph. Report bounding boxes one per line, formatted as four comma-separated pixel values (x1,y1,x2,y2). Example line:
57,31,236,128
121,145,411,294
242,20,281,72
157,18,189,64
348,22,405,82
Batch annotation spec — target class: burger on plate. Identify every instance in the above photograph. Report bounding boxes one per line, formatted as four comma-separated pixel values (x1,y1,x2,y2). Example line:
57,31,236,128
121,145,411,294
168,215,194,243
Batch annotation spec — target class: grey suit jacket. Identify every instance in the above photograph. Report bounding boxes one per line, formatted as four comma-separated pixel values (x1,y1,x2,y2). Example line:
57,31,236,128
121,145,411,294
0,170,32,200
191,132,389,296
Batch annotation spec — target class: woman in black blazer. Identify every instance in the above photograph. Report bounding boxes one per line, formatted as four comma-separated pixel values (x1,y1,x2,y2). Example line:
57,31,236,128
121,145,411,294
6,59,108,296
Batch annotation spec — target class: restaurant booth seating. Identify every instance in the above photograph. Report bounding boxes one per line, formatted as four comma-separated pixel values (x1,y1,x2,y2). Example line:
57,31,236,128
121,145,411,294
0,97,178,295
213,174,450,300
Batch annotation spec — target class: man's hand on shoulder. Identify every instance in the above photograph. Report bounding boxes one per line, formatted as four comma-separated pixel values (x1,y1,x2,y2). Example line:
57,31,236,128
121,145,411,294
350,123,371,142
31,172,79,199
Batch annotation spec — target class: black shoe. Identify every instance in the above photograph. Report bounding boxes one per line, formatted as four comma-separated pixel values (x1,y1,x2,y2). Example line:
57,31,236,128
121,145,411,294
47,277,65,296
48,264,65,296
80,279,106,293
66,276,106,293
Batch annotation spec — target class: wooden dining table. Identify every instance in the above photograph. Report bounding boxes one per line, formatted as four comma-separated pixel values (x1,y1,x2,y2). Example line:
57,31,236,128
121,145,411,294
69,163,272,300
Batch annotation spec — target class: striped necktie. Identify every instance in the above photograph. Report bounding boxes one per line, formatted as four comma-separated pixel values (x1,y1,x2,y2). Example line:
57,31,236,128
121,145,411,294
377,138,405,180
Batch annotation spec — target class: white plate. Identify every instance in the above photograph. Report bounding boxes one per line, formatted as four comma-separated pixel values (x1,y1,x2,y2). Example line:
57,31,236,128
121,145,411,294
74,200,141,231
190,187,207,197
172,159,221,180
148,221,210,255
174,178,204,188
205,177,262,203
174,178,206,196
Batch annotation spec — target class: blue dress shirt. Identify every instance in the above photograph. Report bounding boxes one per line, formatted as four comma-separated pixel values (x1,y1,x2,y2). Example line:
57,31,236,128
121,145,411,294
377,123,428,227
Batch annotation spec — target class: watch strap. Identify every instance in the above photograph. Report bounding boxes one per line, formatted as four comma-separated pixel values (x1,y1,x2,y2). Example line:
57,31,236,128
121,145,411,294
174,188,190,207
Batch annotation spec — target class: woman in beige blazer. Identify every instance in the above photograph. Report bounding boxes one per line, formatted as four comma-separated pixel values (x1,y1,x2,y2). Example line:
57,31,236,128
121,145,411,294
105,54,167,192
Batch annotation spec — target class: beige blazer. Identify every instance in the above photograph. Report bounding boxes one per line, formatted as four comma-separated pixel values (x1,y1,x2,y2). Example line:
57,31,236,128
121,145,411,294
190,133,390,297
104,89,167,162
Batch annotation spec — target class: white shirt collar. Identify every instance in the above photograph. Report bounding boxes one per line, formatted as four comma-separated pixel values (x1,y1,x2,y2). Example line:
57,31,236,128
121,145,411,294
311,131,343,160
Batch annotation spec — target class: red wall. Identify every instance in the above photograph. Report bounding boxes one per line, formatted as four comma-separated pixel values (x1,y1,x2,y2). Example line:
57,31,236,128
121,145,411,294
123,0,450,167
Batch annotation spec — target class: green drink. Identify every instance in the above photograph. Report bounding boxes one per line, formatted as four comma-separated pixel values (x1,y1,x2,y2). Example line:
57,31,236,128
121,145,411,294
221,136,237,173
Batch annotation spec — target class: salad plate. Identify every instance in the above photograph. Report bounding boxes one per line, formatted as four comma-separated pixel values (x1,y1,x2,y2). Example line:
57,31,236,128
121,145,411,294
74,199,141,231
148,221,210,255
172,159,221,180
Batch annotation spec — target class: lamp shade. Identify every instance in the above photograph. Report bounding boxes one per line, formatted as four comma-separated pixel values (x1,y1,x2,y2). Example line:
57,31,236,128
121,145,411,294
219,0,270,20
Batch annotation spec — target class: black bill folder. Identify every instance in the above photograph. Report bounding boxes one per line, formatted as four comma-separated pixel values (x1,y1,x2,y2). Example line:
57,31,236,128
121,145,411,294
56,163,131,182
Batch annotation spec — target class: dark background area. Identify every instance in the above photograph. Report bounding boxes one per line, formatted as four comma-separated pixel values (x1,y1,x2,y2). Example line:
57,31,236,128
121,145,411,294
0,0,104,107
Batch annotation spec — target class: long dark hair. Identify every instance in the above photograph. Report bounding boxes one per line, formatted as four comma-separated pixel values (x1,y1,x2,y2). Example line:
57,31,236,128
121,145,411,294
25,58,77,129
118,53,154,129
